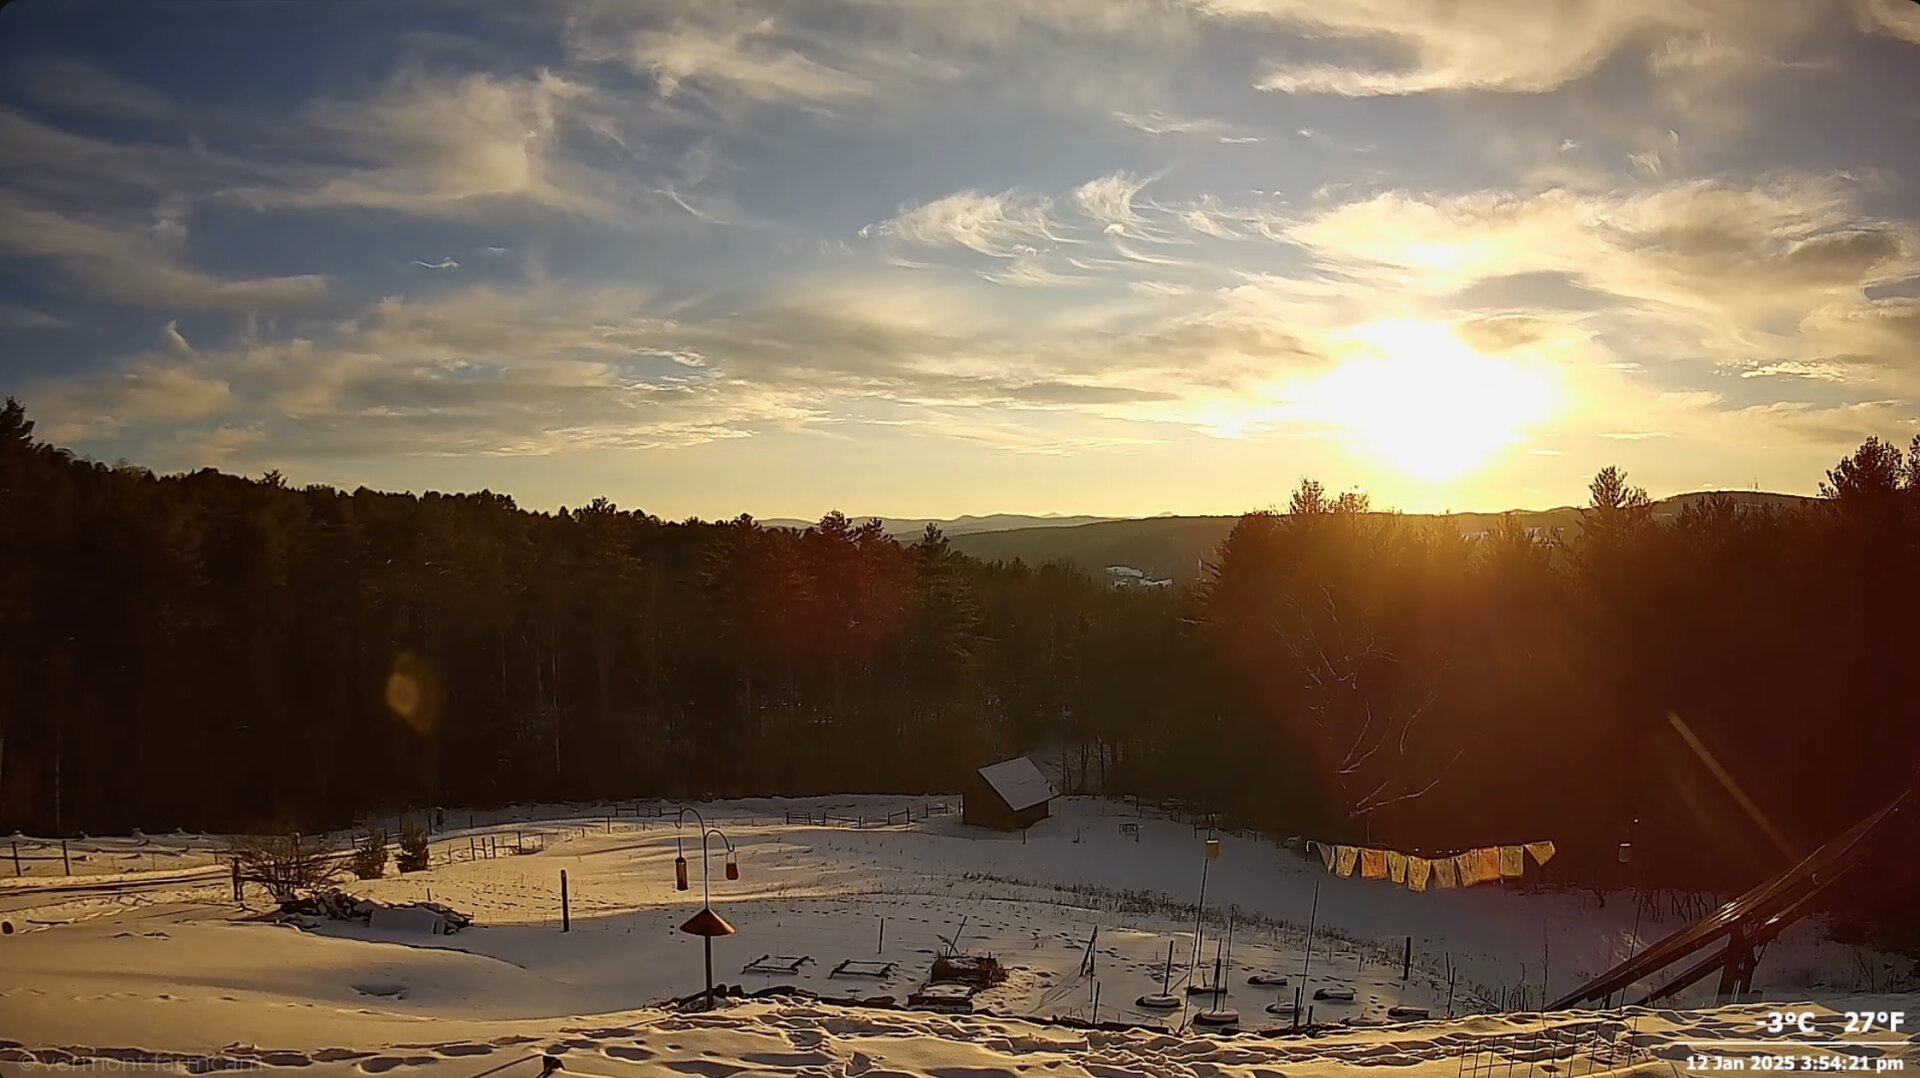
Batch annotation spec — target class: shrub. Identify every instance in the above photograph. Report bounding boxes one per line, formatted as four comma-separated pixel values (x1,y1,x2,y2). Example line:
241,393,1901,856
349,828,387,879
234,833,341,903
396,820,431,873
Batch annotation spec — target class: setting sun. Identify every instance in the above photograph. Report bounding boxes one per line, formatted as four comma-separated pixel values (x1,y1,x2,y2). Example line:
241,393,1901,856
1306,321,1562,482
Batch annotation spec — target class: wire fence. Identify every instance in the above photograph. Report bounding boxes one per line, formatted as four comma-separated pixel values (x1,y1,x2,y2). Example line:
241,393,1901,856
1456,1014,1646,1078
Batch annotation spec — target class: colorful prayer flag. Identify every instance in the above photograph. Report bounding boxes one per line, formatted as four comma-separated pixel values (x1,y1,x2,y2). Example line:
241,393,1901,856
1360,848,1388,879
1499,845,1525,878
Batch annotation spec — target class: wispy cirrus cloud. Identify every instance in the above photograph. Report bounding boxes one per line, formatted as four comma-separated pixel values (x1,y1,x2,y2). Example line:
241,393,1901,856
0,190,329,310
0,304,68,330
1112,110,1263,143
223,70,654,225
1854,0,1920,45
860,190,1063,257
1212,0,1825,97
1073,172,1152,235
10,57,180,122
625,23,881,106
23,265,1346,463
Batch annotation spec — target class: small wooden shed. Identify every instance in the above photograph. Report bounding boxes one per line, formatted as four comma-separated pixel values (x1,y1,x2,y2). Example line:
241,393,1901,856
963,756,1058,831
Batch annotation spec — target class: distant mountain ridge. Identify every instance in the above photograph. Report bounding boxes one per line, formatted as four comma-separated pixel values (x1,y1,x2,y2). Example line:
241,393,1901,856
759,513,1120,537
930,490,1815,584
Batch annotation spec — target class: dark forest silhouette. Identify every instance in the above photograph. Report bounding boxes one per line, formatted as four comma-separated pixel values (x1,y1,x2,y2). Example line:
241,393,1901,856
2,397,1916,916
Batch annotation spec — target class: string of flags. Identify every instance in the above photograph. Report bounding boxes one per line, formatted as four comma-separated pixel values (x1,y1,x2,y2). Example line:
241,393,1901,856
1307,839,1556,892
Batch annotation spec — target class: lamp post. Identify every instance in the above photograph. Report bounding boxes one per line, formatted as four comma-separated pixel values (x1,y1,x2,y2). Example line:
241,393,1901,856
675,807,738,1010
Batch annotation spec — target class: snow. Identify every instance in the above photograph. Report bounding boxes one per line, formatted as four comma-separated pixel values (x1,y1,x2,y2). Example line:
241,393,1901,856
1,796,1913,1078
978,757,1057,812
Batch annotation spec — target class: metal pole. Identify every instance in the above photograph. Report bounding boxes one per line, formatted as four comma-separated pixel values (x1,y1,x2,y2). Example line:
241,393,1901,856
1297,880,1320,1030
1212,938,1224,1012
561,870,570,932
61,839,70,875
11,840,19,877
704,935,715,1010
1189,833,1212,973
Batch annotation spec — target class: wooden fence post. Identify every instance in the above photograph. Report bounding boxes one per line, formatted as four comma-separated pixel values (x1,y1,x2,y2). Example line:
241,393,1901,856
561,869,570,932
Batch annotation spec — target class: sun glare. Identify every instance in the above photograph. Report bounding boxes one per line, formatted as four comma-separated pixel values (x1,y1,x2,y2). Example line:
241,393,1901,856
1307,321,1561,481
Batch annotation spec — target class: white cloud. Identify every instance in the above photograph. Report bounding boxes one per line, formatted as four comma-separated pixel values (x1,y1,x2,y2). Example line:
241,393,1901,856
0,304,68,330
861,190,1062,257
1112,110,1261,143
981,255,1093,288
1285,179,1915,328
34,360,235,443
26,265,1349,464
1854,0,1920,45
1073,172,1150,234
15,58,180,122
1212,0,1822,96
223,70,666,227
0,191,329,310
630,23,876,104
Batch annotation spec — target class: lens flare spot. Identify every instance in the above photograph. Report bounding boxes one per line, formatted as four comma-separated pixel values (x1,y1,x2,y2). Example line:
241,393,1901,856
384,653,439,733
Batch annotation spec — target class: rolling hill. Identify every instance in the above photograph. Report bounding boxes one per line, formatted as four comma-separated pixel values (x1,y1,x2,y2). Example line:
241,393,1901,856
760,513,1119,536
944,491,1815,584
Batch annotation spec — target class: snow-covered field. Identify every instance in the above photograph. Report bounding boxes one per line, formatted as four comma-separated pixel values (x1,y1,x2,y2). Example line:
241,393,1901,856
2,796,1914,1078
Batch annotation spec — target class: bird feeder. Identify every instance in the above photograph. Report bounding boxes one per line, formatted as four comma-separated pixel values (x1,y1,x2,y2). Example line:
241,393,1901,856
724,851,739,881
675,855,690,890
1617,842,1632,864
680,905,735,1011
679,906,736,938
1205,839,1221,860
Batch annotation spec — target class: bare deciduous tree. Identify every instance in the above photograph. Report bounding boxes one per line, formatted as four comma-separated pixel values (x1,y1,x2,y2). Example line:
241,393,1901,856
232,833,341,902
1285,587,1457,821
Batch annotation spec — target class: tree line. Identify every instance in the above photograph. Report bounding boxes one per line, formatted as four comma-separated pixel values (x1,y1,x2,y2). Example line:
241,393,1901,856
1,397,1915,915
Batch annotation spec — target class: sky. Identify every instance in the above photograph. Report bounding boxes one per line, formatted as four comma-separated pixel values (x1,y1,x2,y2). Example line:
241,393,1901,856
5,0,1920,519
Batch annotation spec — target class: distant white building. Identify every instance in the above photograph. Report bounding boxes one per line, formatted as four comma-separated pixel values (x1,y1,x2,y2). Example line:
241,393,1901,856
1106,565,1173,590
1461,526,1552,542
